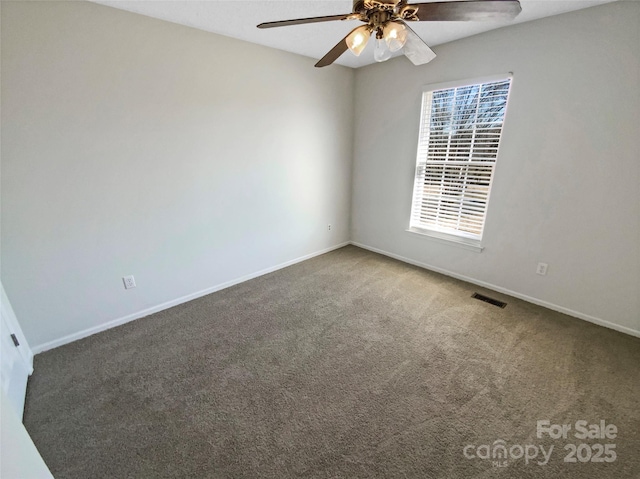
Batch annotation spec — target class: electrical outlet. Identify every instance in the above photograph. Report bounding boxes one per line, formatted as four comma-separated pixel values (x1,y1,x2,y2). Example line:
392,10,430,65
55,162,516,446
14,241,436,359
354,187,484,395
536,263,548,276
123,275,136,289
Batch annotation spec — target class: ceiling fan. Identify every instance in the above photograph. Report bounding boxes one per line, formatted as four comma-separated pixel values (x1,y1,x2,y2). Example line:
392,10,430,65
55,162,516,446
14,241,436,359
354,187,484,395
258,0,522,67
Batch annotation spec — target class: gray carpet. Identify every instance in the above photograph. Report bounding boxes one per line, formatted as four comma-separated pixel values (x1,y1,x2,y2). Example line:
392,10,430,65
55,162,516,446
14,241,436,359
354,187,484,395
24,246,640,478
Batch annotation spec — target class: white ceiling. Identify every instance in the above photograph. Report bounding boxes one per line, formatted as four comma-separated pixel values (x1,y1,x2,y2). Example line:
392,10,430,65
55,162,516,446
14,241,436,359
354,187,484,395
92,0,617,68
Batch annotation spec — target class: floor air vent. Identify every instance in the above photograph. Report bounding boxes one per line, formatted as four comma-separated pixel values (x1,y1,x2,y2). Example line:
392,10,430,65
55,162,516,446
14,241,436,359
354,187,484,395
472,293,507,308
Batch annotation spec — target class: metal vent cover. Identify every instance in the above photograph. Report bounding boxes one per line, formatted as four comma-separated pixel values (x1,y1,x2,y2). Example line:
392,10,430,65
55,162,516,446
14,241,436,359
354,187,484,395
472,292,507,308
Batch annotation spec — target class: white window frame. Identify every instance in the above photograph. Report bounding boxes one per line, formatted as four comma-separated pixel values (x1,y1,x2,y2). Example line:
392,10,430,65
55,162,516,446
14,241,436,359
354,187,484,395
407,73,513,252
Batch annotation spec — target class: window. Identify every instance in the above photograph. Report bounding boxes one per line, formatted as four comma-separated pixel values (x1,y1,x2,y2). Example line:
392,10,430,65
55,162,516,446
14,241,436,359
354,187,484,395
409,75,512,249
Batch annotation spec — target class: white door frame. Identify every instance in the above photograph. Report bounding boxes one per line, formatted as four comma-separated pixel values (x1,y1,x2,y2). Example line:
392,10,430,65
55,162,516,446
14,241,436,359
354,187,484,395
1,283,34,419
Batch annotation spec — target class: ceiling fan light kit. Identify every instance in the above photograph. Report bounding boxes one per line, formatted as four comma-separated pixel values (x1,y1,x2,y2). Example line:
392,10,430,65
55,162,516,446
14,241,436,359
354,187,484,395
374,38,393,62
258,0,522,68
346,25,372,56
384,22,409,53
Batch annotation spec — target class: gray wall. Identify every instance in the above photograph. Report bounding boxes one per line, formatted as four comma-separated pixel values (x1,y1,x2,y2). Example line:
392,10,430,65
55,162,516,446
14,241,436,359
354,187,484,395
1,1,355,349
351,1,639,335
2,1,638,350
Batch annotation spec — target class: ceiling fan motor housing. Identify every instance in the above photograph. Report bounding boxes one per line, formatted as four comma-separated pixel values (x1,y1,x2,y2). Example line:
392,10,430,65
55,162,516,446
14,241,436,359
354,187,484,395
360,0,400,10
353,0,419,26
355,0,400,14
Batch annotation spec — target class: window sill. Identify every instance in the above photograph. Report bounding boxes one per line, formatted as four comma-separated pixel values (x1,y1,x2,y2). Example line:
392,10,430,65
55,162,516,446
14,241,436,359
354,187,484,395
406,227,484,253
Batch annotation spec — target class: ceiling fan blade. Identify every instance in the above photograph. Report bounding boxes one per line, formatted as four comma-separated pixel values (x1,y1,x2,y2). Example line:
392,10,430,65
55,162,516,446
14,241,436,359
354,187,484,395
257,14,351,29
314,30,356,68
401,22,436,66
410,0,522,22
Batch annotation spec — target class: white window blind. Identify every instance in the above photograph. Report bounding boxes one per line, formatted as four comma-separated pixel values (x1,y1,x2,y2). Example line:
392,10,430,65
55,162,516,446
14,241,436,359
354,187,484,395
410,76,512,243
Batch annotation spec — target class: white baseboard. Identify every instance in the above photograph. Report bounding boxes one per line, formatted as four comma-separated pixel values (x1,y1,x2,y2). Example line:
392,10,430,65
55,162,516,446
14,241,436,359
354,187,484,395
350,241,640,339
32,242,350,354
31,239,640,353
